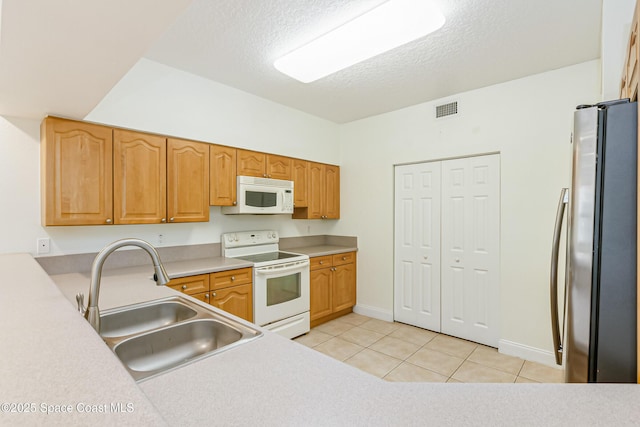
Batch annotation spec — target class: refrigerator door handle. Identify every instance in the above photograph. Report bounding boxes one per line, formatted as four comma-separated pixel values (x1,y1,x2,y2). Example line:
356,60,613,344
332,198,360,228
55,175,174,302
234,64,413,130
550,187,569,366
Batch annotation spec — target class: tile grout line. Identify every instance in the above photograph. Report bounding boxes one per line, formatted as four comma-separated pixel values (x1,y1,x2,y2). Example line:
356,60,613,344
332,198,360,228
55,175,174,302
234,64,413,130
305,315,557,383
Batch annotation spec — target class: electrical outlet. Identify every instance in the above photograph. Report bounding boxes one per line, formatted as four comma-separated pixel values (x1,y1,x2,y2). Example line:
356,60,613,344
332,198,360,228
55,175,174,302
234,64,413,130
158,234,164,245
37,238,50,255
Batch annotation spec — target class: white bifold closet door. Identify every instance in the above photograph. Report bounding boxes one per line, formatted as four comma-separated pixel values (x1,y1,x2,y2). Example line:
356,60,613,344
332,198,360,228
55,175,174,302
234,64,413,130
394,162,442,332
394,154,500,347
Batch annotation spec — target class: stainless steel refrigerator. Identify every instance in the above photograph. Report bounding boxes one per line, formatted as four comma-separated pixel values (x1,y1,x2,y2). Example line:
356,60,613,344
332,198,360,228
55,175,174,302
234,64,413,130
550,99,637,383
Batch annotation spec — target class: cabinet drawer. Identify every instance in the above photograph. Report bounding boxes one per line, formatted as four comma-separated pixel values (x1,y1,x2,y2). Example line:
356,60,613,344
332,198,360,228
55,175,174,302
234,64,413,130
310,256,332,270
332,252,355,266
169,274,210,295
210,267,252,290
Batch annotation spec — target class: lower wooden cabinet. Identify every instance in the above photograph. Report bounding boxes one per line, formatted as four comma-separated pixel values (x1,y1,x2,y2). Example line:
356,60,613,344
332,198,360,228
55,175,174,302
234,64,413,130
210,283,253,323
310,251,356,327
210,268,253,322
168,267,253,322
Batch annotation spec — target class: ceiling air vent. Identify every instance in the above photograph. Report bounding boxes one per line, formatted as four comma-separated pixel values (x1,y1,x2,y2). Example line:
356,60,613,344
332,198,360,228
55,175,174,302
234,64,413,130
435,101,458,118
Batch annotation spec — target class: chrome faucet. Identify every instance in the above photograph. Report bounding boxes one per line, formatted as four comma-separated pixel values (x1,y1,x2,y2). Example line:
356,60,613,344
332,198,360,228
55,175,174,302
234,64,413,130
76,238,170,332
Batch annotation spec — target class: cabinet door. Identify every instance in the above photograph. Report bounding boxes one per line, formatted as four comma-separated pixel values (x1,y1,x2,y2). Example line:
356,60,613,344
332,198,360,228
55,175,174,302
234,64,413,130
307,162,325,219
113,130,166,224
167,138,210,223
168,274,210,295
325,165,340,219
310,267,333,321
237,149,265,177
211,283,253,322
292,159,309,208
266,154,292,180
41,117,113,225
191,291,211,305
332,263,356,312
209,145,237,206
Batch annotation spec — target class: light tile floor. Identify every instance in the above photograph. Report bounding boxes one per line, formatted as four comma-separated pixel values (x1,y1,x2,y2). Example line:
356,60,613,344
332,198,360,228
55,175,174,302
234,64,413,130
294,313,565,383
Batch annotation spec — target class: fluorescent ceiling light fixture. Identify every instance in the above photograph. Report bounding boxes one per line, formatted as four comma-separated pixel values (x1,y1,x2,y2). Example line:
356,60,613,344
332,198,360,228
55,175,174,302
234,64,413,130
274,0,445,83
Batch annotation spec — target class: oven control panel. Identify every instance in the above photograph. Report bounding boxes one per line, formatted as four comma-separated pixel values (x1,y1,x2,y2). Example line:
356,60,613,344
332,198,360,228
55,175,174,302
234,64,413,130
222,230,279,249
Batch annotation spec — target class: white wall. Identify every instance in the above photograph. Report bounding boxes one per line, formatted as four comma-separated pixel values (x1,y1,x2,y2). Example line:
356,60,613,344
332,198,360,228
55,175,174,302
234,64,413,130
85,58,340,165
334,60,601,362
0,59,342,257
601,0,636,100
0,117,43,255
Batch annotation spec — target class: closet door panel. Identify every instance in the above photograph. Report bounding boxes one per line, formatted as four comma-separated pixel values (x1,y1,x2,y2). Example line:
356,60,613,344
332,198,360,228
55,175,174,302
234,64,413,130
394,162,441,331
441,155,500,347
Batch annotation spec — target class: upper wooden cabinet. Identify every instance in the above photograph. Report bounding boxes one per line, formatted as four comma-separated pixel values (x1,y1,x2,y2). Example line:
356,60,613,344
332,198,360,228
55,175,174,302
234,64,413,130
266,154,293,180
41,116,338,225
41,117,210,226
41,117,113,226
167,138,210,223
209,145,237,206
292,159,309,208
113,129,166,224
293,162,340,220
237,149,292,180
325,164,340,219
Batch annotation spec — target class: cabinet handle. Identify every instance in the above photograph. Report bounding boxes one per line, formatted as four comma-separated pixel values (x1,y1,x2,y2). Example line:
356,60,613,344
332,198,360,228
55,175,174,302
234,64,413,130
212,292,217,297
263,173,268,178
319,261,324,265
342,256,346,261
233,201,237,205
205,293,209,299
182,285,187,290
231,276,235,281
161,218,166,223
169,217,175,222
105,218,112,224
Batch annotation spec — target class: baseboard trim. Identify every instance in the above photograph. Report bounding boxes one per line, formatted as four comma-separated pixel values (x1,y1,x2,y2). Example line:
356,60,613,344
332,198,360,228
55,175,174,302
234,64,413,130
498,339,561,368
353,304,393,322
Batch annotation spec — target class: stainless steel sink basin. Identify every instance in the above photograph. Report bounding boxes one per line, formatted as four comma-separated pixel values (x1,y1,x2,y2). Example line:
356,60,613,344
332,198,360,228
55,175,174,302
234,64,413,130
114,319,247,380
100,300,197,338
100,296,262,381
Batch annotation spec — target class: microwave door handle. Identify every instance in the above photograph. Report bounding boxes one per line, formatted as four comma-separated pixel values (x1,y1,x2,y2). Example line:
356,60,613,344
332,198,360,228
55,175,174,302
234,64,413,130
550,187,568,366
256,261,310,276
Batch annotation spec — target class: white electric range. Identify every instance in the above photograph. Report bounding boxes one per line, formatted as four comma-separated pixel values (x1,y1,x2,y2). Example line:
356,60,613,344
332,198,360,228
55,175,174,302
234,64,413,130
221,230,310,339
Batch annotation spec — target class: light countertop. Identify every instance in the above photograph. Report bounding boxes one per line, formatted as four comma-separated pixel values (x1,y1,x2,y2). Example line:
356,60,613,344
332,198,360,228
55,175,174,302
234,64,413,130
287,244,357,257
2,253,640,426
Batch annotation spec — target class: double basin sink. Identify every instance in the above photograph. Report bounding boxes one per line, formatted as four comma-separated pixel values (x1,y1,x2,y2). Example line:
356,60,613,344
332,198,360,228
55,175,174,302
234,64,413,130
100,296,262,381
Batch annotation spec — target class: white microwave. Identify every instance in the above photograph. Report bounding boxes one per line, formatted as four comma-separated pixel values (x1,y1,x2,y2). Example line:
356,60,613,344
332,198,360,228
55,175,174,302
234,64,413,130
221,176,294,214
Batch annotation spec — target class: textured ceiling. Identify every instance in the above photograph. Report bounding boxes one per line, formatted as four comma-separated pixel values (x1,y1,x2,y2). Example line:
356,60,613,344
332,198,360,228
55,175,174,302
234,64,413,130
0,0,602,123
144,0,603,123
0,0,192,119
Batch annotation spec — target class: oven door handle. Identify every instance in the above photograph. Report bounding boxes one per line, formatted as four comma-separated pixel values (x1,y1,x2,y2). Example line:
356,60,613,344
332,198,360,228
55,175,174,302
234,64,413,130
255,260,310,275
